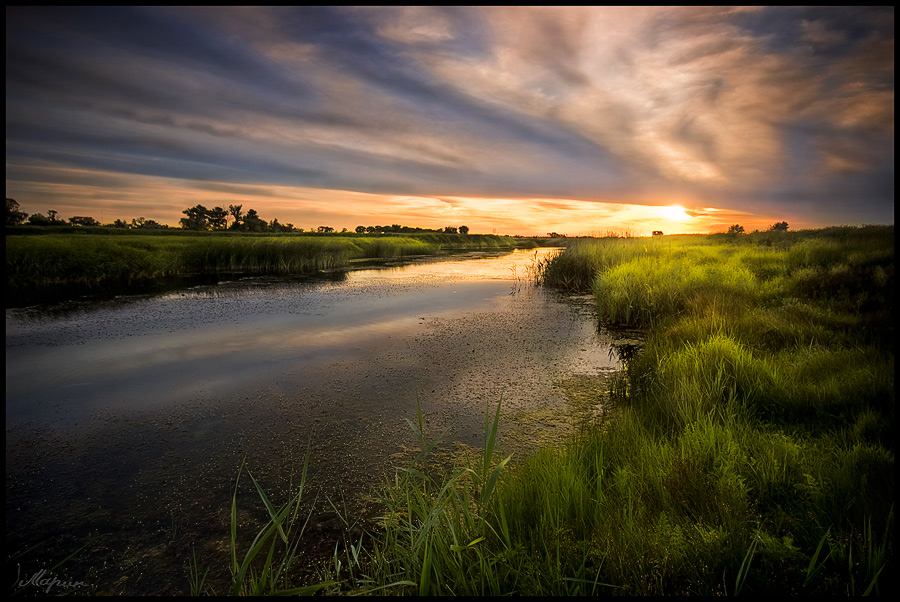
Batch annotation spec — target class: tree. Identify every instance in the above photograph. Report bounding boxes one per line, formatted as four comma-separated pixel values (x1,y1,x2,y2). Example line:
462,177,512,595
27,212,51,226
6,198,28,225
26,210,65,226
443,226,458,234
316,225,334,233
130,217,166,230
727,224,745,235
180,204,209,230
69,216,100,227
268,218,293,233
242,208,267,232
207,206,228,230
228,204,244,229
771,221,789,232
459,225,469,235
355,225,366,234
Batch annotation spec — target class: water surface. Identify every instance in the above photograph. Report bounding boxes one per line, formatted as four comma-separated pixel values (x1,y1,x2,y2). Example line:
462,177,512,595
6,248,621,594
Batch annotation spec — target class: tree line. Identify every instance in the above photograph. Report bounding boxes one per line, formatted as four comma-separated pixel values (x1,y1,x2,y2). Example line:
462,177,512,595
178,204,470,234
5,198,168,229
6,199,472,235
727,221,790,235
178,204,294,232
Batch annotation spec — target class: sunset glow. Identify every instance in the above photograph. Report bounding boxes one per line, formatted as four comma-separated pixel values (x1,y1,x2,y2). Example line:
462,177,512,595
6,7,894,233
661,206,692,224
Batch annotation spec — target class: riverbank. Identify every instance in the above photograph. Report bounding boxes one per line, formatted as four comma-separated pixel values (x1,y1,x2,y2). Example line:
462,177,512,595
314,226,893,596
5,230,551,307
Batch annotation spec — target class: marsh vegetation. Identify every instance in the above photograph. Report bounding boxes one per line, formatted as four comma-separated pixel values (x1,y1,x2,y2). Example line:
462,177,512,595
5,230,535,306
6,226,893,595
210,226,893,596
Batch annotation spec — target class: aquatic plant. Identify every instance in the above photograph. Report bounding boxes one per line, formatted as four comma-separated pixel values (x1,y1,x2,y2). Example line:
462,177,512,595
189,453,336,596
326,397,515,596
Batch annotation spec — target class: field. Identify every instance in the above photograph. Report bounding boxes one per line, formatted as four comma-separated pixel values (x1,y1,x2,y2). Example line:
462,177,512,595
297,226,892,596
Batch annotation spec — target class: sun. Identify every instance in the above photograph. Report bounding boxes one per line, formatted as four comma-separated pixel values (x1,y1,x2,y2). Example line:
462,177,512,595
661,205,692,222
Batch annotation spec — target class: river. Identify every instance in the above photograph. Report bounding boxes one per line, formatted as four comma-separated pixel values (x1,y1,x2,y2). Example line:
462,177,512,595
6,247,625,595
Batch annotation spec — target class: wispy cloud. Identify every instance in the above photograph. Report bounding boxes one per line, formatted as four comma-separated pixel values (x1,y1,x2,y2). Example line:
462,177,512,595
5,6,893,232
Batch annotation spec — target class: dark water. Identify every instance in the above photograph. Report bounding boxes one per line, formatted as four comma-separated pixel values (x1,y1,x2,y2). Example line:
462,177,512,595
6,248,624,595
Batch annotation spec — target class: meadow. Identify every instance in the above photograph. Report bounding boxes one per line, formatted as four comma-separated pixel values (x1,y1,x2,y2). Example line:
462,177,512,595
4,229,530,304
242,225,891,596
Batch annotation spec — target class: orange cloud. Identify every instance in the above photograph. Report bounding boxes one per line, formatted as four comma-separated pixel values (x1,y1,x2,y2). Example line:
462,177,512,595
7,164,794,236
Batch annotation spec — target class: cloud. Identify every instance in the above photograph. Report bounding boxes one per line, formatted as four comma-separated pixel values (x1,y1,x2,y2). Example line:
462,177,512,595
4,6,893,230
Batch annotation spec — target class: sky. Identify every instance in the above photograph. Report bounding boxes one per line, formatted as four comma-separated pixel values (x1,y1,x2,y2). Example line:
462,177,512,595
5,6,894,236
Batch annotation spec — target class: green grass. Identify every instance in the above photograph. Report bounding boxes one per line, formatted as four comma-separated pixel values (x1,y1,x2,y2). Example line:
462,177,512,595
350,226,893,596
188,226,892,595
189,453,336,596
480,226,893,595
5,231,521,302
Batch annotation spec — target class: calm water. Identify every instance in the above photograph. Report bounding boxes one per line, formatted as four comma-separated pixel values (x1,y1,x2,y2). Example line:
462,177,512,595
6,248,623,595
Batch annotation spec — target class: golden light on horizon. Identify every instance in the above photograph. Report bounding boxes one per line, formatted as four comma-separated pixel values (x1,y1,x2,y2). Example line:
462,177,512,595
7,164,802,236
660,205,693,223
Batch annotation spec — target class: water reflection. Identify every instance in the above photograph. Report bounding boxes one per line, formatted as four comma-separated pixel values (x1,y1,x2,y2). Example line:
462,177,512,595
6,247,617,595
347,249,542,282
7,250,552,424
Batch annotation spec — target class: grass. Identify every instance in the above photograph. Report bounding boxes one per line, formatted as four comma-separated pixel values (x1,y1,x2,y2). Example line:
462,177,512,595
482,226,893,595
189,452,336,596
5,231,523,304
316,397,515,596
187,226,892,595
361,226,892,595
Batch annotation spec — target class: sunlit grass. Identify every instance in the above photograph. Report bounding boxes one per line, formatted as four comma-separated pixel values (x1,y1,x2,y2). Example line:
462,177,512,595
353,226,892,595
504,226,894,595
186,226,892,595
5,232,520,302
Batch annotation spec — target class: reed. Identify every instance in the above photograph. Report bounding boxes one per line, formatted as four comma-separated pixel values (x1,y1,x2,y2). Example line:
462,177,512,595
190,226,892,596
355,398,514,596
506,225,894,595
5,232,517,303
189,454,336,596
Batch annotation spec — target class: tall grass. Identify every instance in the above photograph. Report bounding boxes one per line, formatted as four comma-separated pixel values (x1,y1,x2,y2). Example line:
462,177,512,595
343,227,892,595
319,398,515,596
491,226,894,595
189,227,892,596
5,232,516,302
533,237,648,292
189,454,336,596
